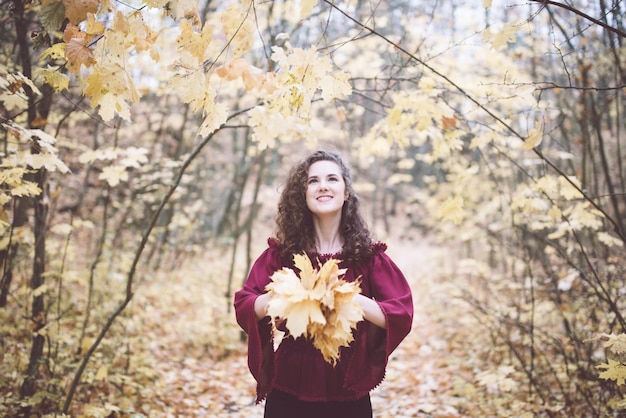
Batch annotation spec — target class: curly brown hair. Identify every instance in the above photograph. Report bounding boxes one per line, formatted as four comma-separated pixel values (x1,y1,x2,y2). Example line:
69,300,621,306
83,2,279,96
275,150,373,266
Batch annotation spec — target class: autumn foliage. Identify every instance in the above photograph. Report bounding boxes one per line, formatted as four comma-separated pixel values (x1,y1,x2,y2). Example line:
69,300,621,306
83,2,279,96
1,0,626,416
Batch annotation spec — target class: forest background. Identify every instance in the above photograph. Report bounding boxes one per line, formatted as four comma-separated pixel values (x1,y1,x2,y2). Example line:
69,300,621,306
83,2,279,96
1,0,625,416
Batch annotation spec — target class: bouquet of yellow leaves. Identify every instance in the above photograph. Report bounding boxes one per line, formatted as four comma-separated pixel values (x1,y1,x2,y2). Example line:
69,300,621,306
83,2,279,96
265,252,364,365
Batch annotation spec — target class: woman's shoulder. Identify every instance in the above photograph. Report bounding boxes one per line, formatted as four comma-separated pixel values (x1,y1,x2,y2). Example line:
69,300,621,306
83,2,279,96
365,240,399,266
263,237,284,259
250,238,284,272
267,237,281,249
371,241,388,254
350,241,388,268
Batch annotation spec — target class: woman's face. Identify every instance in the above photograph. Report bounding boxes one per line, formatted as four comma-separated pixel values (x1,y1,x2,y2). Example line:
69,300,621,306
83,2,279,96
305,160,347,219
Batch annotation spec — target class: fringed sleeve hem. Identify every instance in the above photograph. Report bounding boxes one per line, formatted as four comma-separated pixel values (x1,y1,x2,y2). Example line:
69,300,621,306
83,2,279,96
344,242,414,392
233,238,283,403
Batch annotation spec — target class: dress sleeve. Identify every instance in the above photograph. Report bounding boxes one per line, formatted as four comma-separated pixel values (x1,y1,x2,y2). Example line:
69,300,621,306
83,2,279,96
233,239,283,403
344,243,414,392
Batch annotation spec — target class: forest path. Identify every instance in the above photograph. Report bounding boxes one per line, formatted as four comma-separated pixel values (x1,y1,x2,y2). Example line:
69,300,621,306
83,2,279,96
368,237,471,418
145,237,474,417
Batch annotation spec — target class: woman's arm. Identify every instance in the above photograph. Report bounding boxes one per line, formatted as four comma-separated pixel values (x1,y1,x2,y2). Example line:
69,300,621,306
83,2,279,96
355,294,386,329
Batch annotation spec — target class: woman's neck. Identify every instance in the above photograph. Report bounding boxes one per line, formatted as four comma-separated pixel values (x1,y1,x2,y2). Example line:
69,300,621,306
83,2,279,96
313,217,343,254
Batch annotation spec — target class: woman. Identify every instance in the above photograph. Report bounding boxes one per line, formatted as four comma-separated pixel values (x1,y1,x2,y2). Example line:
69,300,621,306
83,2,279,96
234,150,413,418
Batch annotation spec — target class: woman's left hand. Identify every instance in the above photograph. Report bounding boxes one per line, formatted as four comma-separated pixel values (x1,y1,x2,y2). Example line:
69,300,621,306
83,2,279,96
355,294,387,329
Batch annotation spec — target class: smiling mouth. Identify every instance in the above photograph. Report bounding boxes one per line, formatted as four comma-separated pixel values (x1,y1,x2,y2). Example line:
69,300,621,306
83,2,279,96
317,196,332,201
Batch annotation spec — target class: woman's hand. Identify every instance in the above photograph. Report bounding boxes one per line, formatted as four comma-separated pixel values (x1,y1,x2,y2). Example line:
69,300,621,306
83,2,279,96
355,294,387,329
257,291,386,329
254,292,272,320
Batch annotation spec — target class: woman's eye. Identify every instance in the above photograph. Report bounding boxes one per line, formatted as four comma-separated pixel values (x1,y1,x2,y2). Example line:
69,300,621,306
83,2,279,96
308,178,318,184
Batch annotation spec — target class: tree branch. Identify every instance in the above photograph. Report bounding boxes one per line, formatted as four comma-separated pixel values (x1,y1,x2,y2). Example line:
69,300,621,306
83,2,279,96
529,0,626,39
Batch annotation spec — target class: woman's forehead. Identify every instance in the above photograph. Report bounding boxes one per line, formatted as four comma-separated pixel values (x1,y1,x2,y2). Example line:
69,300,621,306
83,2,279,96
307,160,342,176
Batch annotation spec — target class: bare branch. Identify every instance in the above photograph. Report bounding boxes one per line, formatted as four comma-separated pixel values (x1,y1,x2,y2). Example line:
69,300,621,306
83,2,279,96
529,0,626,38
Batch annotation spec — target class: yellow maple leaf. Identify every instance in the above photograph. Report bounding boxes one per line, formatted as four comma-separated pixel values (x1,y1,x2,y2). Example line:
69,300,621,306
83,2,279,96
99,165,128,187
310,285,363,365
119,146,148,168
319,71,352,102
97,92,131,121
78,147,119,164
286,299,327,339
215,58,249,81
0,194,10,206
146,0,198,21
85,13,105,36
300,0,317,19
198,101,228,137
0,166,29,186
40,43,66,62
521,126,543,151
62,0,99,24
65,35,95,71
22,153,70,173
169,71,207,113
293,253,317,288
220,4,254,57
317,257,346,292
603,333,626,354
35,66,70,92
557,176,583,200
10,181,41,198
121,11,157,52
0,72,40,112
598,359,626,385
482,23,518,50
84,62,137,121
177,19,213,61
266,268,308,301
95,365,109,381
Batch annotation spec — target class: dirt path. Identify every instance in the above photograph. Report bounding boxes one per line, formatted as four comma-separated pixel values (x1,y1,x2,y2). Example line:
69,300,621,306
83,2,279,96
368,238,468,418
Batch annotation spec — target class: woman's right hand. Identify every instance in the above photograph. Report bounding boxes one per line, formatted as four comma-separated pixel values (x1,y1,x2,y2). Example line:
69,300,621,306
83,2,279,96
254,292,272,320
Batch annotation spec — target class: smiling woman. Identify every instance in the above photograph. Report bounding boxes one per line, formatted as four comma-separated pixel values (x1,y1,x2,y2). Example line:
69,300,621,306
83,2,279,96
234,150,414,418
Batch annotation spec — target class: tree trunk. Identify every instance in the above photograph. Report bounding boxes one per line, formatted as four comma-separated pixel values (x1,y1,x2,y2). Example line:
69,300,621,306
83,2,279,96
18,167,48,413
12,0,54,409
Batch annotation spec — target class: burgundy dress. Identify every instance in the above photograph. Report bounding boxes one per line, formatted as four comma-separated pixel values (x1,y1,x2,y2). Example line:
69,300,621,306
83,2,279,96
234,238,414,406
